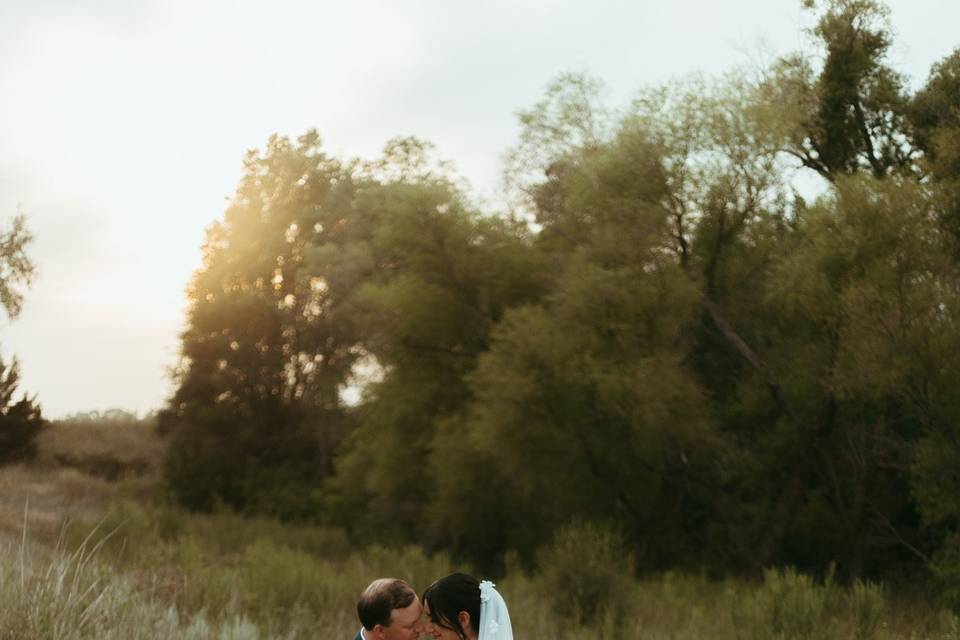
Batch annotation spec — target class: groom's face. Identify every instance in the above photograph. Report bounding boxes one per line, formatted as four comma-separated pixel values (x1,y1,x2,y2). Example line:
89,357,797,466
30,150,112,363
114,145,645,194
377,599,423,640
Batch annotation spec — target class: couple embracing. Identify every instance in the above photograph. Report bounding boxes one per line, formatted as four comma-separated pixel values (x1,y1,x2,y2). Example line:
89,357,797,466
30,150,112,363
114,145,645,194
354,573,513,640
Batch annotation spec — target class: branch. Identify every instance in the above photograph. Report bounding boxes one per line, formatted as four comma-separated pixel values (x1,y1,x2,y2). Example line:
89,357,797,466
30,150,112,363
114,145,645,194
781,148,835,184
701,296,803,427
852,96,886,179
400,339,474,360
871,506,930,565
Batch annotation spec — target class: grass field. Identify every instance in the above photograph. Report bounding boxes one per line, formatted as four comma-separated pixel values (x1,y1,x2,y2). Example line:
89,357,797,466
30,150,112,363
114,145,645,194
1,418,958,639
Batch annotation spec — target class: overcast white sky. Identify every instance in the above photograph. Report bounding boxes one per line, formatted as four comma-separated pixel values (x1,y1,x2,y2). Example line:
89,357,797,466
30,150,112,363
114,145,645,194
0,0,956,418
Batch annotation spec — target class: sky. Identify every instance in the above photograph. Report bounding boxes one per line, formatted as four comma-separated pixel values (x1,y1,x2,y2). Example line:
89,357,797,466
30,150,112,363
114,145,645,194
0,0,956,418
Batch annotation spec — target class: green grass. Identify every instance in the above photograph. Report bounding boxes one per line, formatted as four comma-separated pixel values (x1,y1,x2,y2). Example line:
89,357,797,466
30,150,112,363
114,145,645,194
0,498,942,639
1,423,956,640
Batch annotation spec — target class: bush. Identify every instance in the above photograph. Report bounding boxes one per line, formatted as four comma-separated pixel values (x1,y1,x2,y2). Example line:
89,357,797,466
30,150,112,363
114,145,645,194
163,406,325,519
939,610,960,640
931,532,960,610
847,580,886,639
732,567,837,640
37,413,163,480
535,520,635,626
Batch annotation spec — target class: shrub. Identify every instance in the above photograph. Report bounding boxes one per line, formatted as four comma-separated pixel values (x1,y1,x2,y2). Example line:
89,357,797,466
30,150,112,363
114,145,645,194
37,413,163,480
163,406,326,520
732,566,837,640
535,520,635,626
939,610,960,640
847,579,886,639
931,532,960,610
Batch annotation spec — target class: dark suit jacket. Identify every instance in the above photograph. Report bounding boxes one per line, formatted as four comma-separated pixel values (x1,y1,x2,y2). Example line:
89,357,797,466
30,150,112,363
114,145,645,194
353,630,364,640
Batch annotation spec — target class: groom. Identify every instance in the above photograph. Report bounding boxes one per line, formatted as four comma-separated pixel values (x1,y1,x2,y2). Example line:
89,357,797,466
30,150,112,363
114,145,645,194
354,578,423,640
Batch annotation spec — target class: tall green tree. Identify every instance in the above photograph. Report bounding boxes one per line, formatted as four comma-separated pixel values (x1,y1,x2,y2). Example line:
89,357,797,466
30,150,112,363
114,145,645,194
329,148,548,546
910,48,960,248
760,0,913,182
161,132,371,516
480,58,935,578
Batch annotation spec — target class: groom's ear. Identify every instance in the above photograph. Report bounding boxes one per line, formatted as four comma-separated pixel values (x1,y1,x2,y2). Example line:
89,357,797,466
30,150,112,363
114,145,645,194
371,624,386,639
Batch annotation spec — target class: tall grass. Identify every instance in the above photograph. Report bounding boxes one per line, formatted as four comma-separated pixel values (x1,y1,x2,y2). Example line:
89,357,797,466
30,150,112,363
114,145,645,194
41,501,958,639
54,499,462,637
2,487,957,638
3,417,957,638
0,524,266,639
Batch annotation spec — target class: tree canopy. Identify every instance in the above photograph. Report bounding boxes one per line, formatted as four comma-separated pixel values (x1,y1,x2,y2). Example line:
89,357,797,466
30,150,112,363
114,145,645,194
163,0,960,596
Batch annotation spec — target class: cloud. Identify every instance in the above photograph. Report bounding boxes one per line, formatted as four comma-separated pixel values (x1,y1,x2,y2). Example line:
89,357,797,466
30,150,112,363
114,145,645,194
0,0,172,37
0,0,955,416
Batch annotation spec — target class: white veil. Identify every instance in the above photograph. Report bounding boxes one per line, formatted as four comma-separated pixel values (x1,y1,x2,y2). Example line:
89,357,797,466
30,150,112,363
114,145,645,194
478,580,513,640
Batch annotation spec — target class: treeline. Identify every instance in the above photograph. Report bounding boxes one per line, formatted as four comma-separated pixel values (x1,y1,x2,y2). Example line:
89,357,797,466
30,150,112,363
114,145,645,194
160,0,960,595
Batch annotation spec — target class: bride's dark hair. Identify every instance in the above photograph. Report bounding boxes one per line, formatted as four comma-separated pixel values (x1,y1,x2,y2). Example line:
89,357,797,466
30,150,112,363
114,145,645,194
421,572,481,639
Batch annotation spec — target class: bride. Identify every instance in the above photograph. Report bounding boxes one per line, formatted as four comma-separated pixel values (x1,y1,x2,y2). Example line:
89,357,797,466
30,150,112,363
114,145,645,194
420,573,513,640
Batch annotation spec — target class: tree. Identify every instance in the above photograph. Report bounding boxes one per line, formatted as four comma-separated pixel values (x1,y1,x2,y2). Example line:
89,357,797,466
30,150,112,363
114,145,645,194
909,48,960,176
909,48,960,248
162,133,547,526
759,0,913,182
329,154,548,547
427,94,727,568
482,56,935,578
161,132,370,516
0,213,43,464
0,355,44,464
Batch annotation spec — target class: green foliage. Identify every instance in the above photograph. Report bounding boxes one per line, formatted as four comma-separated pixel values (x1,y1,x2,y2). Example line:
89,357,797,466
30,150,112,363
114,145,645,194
162,132,371,513
757,0,912,181
157,0,960,599
910,48,960,246
0,354,45,465
848,580,886,639
16,497,956,639
535,521,635,626
927,532,960,610
502,71,616,216
165,402,324,518
910,48,960,175
164,132,547,535
0,214,36,320
326,172,547,544
446,119,720,566
732,567,838,640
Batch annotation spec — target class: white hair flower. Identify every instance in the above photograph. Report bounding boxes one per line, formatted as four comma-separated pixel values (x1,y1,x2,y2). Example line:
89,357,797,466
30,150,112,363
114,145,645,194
478,579,512,639
479,580,496,603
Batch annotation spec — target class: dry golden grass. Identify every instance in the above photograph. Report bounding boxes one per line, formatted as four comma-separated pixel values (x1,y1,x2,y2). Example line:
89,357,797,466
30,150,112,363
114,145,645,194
0,464,114,543
0,415,166,545
35,416,164,480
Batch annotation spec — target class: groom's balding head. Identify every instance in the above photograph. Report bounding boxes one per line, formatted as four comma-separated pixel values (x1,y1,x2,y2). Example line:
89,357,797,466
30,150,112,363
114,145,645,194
357,578,419,633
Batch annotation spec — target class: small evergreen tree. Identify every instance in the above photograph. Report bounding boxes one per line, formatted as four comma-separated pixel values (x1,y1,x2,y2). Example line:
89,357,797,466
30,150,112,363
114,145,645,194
0,212,42,463
0,354,44,464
